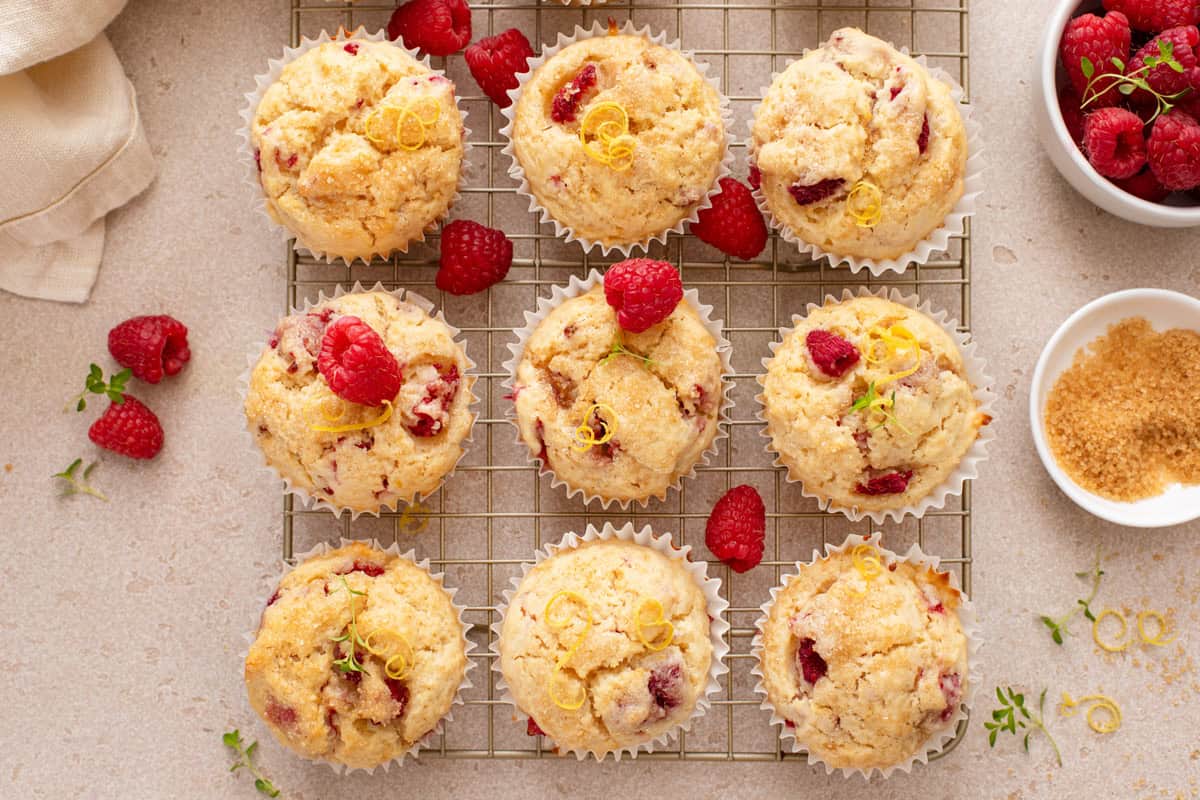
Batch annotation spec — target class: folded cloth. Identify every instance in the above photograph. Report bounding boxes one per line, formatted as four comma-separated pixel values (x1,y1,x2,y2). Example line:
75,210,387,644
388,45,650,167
0,2,155,303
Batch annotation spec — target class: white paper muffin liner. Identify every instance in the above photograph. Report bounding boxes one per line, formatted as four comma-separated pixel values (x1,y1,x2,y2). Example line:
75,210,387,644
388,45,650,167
238,281,479,519
751,531,983,778
236,28,472,265
491,522,730,760
756,286,996,523
499,20,735,257
501,269,733,509
747,46,983,276
241,537,477,774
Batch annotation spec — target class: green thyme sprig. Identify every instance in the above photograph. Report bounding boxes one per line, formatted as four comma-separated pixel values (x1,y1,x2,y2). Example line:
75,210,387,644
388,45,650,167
1080,41,1191,123
68,363,131,412
1038,549,1104,645
599,334,655,370
849,381,910,433
52,458,108,501
985,687,1063,767
223,730,281,797
330,577,369,674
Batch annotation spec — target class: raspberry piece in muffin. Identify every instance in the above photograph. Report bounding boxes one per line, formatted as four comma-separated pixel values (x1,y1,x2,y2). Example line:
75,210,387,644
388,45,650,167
805,329,860,378
551,63,598,124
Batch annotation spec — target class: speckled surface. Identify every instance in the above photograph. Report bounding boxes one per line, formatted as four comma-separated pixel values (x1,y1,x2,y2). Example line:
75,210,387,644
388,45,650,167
1,1,1197,798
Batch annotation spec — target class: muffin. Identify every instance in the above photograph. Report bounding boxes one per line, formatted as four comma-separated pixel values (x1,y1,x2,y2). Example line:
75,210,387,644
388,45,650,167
756,539,970,773
245,289,474,514
511,281,724,506
250,39,464,261
750,28,968,263
498,536,715,757
506,26,727,251
759,294,988,517
245,541,469,769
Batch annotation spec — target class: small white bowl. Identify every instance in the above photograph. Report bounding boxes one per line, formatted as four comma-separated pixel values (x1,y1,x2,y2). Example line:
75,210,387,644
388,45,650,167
1034,0,1200,227
1030,289,1200,527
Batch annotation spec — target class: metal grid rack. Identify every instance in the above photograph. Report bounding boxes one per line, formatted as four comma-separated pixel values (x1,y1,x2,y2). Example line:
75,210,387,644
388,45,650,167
280,0,972,761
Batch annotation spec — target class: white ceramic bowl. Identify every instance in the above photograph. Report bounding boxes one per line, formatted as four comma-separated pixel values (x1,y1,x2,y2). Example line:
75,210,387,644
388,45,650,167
1030,288,1200,527
1034,0,1200,227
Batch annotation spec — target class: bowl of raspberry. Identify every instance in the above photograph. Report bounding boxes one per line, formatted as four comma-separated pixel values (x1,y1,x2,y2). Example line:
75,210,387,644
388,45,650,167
1036,0,1200,226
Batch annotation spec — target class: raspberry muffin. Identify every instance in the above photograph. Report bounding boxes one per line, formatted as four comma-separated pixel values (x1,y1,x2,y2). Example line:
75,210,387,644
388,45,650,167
250,39,464,261
245,290,474,514
750,28,968,263
246,542,468,769
498,537,714,757
510,279,724,506
759,294,988,517
506,27,727,251
757,541,969,773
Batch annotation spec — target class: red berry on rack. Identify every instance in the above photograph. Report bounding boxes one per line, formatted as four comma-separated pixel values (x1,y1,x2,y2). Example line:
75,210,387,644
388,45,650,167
1148,108,1200,189
464,28,534,108
107,315,190,384
317,316,402,407
1083,107,1148,179
1103,0,1200,32
387,0,471,57
705,484,766,573
688,177,768,261
1059,11,1131,106
88,395,164,459
602,258,684,334
436,219,514,295
805,329,860,379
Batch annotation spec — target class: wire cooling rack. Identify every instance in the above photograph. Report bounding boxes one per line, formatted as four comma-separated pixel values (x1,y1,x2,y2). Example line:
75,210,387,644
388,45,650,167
279,0,972,761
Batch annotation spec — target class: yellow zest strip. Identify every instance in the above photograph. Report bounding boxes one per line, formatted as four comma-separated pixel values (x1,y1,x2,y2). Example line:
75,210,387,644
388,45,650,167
1092,609,1130,653
545,590,593,711
846,180,883,228
1060,692,1122,734
311,400,393,433
861,324,922,387
362,628,416,680
1136,610,1176,647
571,403,618,453
320,396,348,423
851,543,884,589
635,598,675,652
364,97,442,151
579,102,637,172
398,501,430,535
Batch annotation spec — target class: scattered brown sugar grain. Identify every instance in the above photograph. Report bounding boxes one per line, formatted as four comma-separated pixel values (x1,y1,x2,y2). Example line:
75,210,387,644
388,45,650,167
1045,317,1200,502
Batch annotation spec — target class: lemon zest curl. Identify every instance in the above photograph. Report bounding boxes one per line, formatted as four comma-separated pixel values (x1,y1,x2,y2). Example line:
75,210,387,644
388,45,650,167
580,102,637,172
1092,609,1130,653
861,324,923,387
846,180,883,228
850,543,884,596
571,403,618,453
364,97,442,151
1060,691,1121,734
635,598,675,652
311,400,393,433
544,590,593,711
1136,610,1176,647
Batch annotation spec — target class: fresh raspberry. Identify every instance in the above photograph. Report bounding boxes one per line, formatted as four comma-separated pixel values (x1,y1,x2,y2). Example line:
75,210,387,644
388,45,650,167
1059,87,1087,146
1149,108,1200,188
1083,107,1148,178
464,28,533,108
704,485,766,573
602,259,684,334
1103,0,1200,31
795,638,828,684
317,316,402,407
551,64,598,124
88,395,163,459
788,178,845,206
107,315,190,384
1112,166,1172,200
805,329,860,378
436,219,513,295
387,0,471,57
855,470,914,496
1060,11,1131,106
1126,27,1200,110
688,178,768,261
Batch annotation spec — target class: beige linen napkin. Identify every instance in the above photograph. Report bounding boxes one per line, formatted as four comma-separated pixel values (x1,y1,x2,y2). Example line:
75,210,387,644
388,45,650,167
0,0,155,303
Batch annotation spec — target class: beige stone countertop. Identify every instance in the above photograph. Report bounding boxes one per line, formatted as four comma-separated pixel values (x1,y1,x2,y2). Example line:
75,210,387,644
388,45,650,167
1,1,1197,798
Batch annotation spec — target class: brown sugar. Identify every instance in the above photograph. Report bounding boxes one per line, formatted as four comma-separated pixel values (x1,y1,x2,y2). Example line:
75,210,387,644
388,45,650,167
1044,317,1200,501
